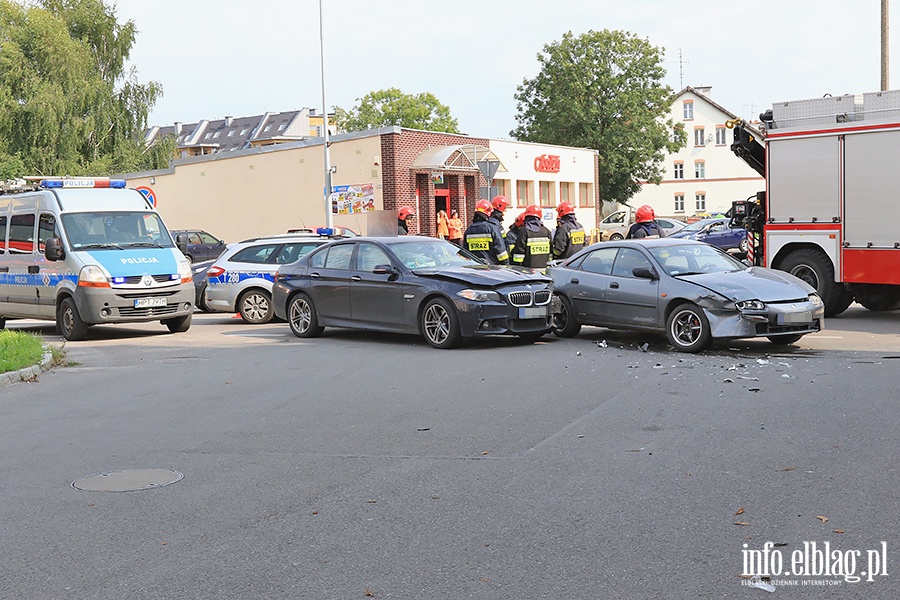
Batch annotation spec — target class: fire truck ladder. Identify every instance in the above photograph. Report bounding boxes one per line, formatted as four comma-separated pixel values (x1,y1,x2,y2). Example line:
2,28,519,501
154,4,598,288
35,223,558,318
726,118,765,177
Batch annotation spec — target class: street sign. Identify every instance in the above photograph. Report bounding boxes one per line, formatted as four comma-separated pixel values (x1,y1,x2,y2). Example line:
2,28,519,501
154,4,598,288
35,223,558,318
134,185,156,207
476,160,500,181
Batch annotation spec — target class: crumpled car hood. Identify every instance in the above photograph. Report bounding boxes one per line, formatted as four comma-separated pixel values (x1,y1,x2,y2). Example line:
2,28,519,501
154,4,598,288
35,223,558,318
679,267,815,302
413,264,551,286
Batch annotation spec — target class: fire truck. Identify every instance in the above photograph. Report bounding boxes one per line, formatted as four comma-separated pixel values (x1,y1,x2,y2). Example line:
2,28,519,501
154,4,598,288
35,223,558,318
728,90,900,316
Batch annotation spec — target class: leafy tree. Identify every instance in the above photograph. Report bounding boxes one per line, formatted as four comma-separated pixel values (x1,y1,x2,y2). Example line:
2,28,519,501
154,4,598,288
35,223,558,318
512,30,686,206
0,0,171,177
341,88,460,133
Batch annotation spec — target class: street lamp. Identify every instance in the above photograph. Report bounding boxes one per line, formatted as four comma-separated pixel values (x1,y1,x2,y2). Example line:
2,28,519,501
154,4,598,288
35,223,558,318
319,0,334,228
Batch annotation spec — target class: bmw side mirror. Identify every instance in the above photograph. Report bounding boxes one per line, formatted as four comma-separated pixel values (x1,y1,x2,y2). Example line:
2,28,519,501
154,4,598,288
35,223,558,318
174,233,189,255
44,237,64,261
372,264,398,276
632,266,658,280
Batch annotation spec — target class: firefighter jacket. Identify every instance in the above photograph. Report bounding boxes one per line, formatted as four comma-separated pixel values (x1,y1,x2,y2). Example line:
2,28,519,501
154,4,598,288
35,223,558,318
398,219,409,235
552,214,586,259
625,221,665,239
506,224,522,254
512,216,552,269
488,212,507,246
464,213,509,265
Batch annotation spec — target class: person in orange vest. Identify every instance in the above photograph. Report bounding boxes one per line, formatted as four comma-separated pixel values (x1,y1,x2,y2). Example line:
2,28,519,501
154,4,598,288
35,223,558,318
436,209,450,240
447,209,464,246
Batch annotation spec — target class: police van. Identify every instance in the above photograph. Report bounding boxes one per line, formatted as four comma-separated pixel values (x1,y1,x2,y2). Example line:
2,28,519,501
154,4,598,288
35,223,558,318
0,178,194,340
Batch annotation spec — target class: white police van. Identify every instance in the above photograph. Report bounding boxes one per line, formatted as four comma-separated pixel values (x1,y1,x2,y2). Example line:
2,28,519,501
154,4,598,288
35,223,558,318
0,178,194,340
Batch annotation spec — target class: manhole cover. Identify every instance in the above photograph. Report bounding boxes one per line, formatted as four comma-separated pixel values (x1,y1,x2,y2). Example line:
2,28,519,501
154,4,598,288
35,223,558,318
72,468,183,492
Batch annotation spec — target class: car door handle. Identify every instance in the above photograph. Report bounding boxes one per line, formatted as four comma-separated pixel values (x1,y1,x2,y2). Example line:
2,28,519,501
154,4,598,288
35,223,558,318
310,272,320,279
28,265,40,274
609,282,619,289
350,275,361,281
570,278,579,284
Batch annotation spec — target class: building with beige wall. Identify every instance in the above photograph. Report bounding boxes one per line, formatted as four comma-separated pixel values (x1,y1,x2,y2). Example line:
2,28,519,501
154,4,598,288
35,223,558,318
124,127,600,244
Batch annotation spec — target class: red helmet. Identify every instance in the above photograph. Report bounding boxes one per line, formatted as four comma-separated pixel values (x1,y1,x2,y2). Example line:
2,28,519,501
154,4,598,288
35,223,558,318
514,212,527,227
398,206,414,220
491,195,510,212
475,199,493,215
556,201,575,218
524,204,542,218
635,205,655,223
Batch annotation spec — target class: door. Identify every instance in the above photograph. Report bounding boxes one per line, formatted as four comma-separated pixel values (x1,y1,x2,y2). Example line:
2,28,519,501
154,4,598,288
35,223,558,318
4,213,38,317
349,242,406,328
197,231,224,261
605,248,659,327
568,246,618,324
310,242,354,320
35,213,60,318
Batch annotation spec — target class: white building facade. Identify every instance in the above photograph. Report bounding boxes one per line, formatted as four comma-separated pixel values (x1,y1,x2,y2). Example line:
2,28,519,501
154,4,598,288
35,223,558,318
629,86,764,220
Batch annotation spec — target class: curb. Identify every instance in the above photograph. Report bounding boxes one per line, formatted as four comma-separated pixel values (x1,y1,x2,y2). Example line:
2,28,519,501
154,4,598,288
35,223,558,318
0,350,53,388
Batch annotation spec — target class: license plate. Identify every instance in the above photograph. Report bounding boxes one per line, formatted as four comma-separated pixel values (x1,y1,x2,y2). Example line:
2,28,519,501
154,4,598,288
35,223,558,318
134,297,167,308
519,306,549,319
777,310,812,325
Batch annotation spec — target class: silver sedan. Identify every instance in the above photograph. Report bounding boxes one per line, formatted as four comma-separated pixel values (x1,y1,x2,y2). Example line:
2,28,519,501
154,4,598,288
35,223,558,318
549,239,824,352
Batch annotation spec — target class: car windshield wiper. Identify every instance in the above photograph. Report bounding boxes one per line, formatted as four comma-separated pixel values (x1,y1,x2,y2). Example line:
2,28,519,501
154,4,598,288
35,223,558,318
122,241,165,248
672,271,707,276
77,243,124,250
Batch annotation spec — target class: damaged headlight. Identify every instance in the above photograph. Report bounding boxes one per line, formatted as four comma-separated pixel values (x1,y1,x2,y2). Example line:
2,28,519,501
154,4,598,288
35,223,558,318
735,299,766,311
808,294,823,308
457,289,502,302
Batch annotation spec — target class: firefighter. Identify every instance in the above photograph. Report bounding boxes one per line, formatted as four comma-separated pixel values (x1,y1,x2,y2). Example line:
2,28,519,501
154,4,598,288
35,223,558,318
398,206,414,235
464,199,509,264
489,195,511,232
506,211,527,253
512,205,552,269
625,205,665,239
552,201,586,259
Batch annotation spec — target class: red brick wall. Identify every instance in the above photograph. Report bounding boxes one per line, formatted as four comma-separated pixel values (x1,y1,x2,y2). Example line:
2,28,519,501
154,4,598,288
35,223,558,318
381,130,489,236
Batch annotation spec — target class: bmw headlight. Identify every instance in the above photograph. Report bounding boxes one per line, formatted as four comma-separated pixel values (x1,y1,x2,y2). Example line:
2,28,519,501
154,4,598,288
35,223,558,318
735,299,766,311
457,289,502,302
808,293,823,308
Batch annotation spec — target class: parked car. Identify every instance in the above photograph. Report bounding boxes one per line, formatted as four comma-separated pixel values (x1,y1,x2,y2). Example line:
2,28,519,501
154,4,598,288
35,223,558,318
549,239,824,352
600,216,688,241
205,234,336,323
170,229,226,262
272,236,553,349
190,259,216,312
666,218,748,254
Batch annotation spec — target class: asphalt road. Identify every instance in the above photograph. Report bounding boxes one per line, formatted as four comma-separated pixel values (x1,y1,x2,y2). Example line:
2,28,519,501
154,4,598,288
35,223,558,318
2,307,899,599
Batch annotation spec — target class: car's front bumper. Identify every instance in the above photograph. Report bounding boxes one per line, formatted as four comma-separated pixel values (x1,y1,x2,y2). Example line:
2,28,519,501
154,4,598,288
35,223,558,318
705,299,825,339
455,299,552,337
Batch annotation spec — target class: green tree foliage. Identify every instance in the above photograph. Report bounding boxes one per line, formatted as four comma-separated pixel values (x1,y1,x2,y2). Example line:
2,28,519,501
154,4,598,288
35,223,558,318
512,30,686,205
341,88,460,133
0,0,173,177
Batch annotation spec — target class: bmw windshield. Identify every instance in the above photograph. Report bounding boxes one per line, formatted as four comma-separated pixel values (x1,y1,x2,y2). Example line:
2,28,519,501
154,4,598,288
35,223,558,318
62,212,175,250
649,243,746,276
389,239,482,269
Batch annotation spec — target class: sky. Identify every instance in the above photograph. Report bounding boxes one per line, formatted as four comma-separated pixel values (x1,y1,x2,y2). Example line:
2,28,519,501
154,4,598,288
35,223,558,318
112,0,896,139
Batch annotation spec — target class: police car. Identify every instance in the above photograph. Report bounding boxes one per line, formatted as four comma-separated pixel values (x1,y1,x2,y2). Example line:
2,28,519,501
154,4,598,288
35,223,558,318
204,231,341,323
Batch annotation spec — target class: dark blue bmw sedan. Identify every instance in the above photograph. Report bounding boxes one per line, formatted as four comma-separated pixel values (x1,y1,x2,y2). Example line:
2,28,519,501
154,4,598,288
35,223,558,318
271,236,553,348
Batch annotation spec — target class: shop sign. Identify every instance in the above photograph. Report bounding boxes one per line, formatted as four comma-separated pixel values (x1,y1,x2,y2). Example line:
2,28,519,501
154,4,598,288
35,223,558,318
534,154,561,173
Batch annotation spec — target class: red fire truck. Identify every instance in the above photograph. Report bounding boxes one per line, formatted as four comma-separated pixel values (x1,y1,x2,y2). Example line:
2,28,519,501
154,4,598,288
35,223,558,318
728,90,900,316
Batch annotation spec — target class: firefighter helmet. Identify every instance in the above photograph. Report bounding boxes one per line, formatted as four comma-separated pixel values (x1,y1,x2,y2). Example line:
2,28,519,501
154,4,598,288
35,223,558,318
524,204,542,218
398,206,414,220
635,205,655,223
491,195,510,212
556,201,575,218
514,212,527,227
475,199,493,215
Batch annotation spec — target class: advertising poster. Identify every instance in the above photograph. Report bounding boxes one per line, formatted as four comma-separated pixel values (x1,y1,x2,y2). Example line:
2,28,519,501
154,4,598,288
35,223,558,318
330,183,375,214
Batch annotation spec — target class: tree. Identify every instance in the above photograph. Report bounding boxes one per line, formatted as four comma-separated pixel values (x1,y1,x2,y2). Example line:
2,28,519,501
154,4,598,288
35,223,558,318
0,0,172,177
341,88,460,133
512,30,686,206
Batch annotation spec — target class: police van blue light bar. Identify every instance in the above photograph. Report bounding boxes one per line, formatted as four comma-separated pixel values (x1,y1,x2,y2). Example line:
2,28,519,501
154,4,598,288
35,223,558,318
41,179,127,189
317,227,334,236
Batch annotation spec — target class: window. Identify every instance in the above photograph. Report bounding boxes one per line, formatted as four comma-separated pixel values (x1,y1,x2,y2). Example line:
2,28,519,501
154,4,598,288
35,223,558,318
278,123,287,131
227,130,235,137
683,101,694,120
324,243,354,269
264,124,273,132
277,243,320,264
696,193,706,211
579,182,595,207
695,161,706,179
560,182,573,203
308,247,327,268
204,133,212,140
213,131,221,139
694,127,705,147
188,233,202,244
9,214,35,253
674,163,684,179
716,126,727,145
240,128,249,135
0,215,5,252
611,248,652,278
356,243,392,271
37,214,57,252
516,180,533,207
494,179,510,200
539,181,555,206
232,244,278,264
674,194,685,213
580,247,617,275
198,232,221,244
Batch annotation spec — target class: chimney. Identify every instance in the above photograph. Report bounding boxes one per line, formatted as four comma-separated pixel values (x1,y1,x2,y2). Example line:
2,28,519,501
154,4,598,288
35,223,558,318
174,121,182,135
225,115,234,127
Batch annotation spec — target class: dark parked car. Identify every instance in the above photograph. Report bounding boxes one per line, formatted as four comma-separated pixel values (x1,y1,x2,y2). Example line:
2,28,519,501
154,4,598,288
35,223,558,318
190,259,216,312
667,218,748,254
272,236,553,348
170,229,226,263
549,239,824,352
